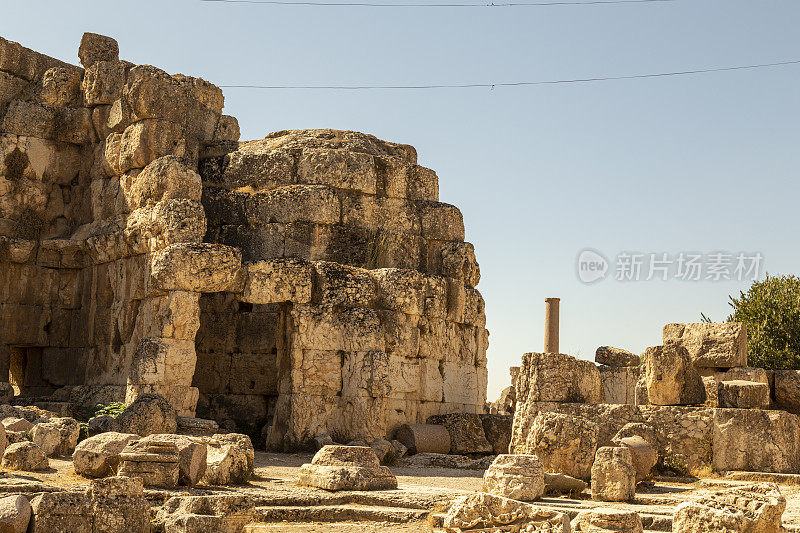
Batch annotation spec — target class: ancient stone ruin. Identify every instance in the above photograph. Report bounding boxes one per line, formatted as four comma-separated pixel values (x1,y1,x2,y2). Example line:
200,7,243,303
0,32,488,449
3,31,800,533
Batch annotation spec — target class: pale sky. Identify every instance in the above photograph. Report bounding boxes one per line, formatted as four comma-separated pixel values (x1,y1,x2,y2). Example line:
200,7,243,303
4,0,799,399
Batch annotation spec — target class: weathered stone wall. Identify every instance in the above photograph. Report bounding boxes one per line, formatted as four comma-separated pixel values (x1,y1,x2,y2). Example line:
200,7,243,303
0,34,238,416
1,35,489,446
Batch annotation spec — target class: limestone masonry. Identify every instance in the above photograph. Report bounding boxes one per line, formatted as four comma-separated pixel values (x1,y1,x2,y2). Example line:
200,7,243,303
0,33,488,450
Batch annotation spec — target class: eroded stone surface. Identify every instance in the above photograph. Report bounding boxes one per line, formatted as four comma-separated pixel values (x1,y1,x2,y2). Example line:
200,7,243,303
297,445,397,491
672,483,785,533
591,446,636,502
443,493,570,532
483,454,544,502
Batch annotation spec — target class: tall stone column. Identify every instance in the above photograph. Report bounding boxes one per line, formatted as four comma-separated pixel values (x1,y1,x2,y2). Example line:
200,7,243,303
544,298,560,354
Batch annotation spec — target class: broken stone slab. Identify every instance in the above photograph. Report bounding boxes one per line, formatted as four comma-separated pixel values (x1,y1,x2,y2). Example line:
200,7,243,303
544,472,588,496
426,413,493,455
595,346,640,367
297,445,397,491
125,155,202,210
642,342,705,405
591,446,637,502
672,482,785,533
117,438,180,488
394,423,451,455
515,352,603,404
515,411,598,481
73,431,140,478
663,322,747,368
482,454,544,501
442,493,570,533
150,242,243,293
718,380,770,409
369,438,406,466
213,433,255,478
1,442,49,471
572,508,644,533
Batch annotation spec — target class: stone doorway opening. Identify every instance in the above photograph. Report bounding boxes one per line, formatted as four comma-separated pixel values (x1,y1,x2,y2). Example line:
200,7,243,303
192,292,284,442
8,346,54,397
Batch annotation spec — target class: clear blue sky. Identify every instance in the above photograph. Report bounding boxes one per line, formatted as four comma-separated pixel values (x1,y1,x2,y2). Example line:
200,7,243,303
4,0,799,399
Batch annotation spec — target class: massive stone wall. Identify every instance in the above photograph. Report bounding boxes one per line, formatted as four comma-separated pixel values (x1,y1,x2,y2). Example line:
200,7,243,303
0,34,488,448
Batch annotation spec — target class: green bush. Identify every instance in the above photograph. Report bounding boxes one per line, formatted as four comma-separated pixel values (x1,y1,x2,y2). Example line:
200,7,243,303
725,274,800,370
79,402,127,441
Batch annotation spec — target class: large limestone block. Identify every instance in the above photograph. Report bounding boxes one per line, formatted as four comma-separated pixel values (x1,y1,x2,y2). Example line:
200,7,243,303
241,259,313,304
595,346,640,367
394,423,451,455
1,36,78,82
438,241,480,288
28,491,92,533
591,446,636,502
125,155,202,209
115,393,178,436
247,184,340,225
442,493,569,533
78,32,119,68
30,417,80,457
718,380,769,409
1,442,49,471
673,483,785,533
0,494,31,533
426,413,493,455
296,148,378,194
418,201,464,241
480,414,513,455
774,370,800,413
297,445,397,491
83,60,128,106
2,418,32,433
663,322,747,368
483,454,544,502
599,365,639,405
312,261,376,307
1,100,94,145
128,338,197,388
118,438,180,488
151,242,242,292
520,411,598,480
642,342,705,405
370,268,426,315
73,432,140,478
516,352,603,404
37,67,83,107
713,409,800,473
89,476,149,533
118,119,185,173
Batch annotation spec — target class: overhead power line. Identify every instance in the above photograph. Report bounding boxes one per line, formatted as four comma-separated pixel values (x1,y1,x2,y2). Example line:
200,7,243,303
218,60,800,90
201,0,676,7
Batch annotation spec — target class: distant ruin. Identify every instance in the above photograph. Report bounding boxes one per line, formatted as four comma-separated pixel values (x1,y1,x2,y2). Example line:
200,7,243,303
0,33,488,449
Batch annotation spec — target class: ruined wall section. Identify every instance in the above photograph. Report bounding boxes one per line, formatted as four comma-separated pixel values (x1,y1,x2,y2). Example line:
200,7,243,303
198,130,488,448
0,34,240,415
